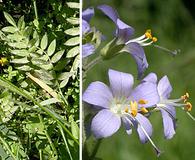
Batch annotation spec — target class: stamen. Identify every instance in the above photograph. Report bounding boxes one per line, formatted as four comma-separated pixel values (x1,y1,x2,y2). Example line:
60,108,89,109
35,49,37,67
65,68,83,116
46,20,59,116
185,102,192,112
138,123,162,157
181,93,190,102
138,99,148,105
130,101,138,117
152,37,158,42
140,107,149,114
145,29,152,39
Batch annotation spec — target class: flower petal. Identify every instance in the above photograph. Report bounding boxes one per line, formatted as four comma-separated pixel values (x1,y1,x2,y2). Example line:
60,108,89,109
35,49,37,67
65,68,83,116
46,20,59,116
141,73,157,83
116,19,134,42
136,113,153,143
83,81,113,108
82,7,94,22
130,82,159,108
158,76,172,99
82,43,95,58
108,69,134,98
91,109,121,138
160,106,176,139
82,20,91,34
125,42,148,79
97,4,119,23
122,116,133,135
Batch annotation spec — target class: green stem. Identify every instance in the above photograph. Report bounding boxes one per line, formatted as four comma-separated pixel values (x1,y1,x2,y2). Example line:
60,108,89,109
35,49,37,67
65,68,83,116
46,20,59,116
59,125,73,160
0,136,17,160
0,76,79,145
84,55,102,73
90,139,102,159
39,149,43,160
39,114,58,158
33,0,38,20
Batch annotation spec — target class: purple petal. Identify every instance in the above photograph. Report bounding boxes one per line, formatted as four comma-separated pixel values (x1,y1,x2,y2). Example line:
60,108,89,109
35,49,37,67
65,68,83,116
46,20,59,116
125,42,148,79
108,69,134,98
82,20,91,34
130,82,159,108
122,117,133,135
142,73,157,83
91,109,121,138
83,81,113,108
116,19,134,42
97,4,119,23
82,7,94,22
82,43,95,58
136,113,153,143
158,76,172,99
160,106,176,139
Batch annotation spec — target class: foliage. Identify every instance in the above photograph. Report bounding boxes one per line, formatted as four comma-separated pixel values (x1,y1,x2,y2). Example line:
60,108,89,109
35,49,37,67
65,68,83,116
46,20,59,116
0,0,79,159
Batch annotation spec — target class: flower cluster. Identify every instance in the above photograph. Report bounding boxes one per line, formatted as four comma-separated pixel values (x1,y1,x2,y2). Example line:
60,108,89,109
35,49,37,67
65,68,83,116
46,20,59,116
82,4,194,157
83,69,192,156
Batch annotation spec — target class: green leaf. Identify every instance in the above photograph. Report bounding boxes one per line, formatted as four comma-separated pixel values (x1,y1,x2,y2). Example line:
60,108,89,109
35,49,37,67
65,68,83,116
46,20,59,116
41,33,48,50
65,27,80,36
71,55,80,72
3,12,17,27
59,78,70,88
66,46,79,58
51,50,65,63
39,98,59,106
0,77,79,145
11,57,29,64
23,26,32,37
47,39,56,56
71,121,79,139
11,49,30,57
17,15,25,30
40,64,53,70
66,17,79,25
16,65,32,71
53,59,71,71
8,42,28,49
58,72,73,81
34,69,55,81
64,37,79,46
66,2,80,9
31,58,49,66
2,26,18,33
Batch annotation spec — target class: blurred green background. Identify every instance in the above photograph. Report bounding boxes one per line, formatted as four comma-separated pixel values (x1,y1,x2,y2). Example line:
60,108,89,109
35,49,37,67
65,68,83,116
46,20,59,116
83,0,195,160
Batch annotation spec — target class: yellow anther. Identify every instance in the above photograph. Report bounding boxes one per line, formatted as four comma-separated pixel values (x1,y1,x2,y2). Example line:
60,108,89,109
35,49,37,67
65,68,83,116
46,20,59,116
181,93,190,102
124,107,129,113
145,31,152,39
186,92,189,98
130,101,138,117
141,107,149,114
138,99,148,105
152,37,158,42
185,102,192,112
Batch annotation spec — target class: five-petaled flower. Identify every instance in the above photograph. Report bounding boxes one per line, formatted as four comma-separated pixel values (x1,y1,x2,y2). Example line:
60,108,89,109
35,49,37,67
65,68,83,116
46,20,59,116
83,69,161,155
97,5,158,78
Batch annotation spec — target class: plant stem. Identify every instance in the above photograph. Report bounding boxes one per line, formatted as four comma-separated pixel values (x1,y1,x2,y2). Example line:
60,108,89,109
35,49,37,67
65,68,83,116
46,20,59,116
0,77,79,145
33,0,38,20
0,136,17,160
39,114,58,158
39,149,43,160
90,139,102,159
59,125,73,160
84,55,102,73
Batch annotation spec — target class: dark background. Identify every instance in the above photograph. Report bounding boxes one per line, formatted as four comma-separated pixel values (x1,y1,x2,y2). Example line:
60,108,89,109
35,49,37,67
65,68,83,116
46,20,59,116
83,0,195,159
